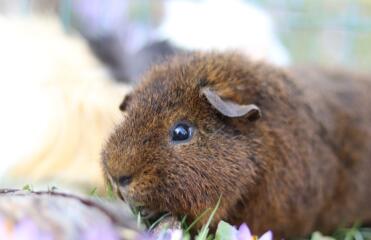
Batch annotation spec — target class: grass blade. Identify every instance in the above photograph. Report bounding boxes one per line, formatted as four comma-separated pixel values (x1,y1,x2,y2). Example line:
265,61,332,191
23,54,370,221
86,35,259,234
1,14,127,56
149,212,172,230
196,196,222,240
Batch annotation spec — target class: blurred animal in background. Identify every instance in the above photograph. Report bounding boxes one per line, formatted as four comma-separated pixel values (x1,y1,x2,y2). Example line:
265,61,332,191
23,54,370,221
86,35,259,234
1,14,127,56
0,0,290,82
0,0,290,192
0,15,130,191
72,0,290,83
158,0,290,64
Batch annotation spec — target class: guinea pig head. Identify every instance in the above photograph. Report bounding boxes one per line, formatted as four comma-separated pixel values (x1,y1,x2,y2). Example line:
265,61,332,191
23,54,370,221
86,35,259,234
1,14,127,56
101,53,265,228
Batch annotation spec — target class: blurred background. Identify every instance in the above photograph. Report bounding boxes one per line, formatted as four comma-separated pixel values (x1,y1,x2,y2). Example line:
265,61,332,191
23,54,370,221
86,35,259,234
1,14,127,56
2,0,370,69
0,0,370,192
259,0,371,70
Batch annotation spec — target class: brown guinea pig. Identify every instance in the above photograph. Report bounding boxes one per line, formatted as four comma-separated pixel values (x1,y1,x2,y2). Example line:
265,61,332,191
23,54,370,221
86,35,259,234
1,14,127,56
101,52,371,238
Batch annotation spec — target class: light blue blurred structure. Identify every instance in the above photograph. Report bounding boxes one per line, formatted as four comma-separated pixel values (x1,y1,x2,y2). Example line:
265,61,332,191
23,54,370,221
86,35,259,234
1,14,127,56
3,0,371,69
252,0,371,69
57,0,371,70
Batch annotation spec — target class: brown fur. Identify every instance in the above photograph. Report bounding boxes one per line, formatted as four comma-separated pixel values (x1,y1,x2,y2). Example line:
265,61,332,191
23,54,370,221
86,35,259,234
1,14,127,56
102,52,371,238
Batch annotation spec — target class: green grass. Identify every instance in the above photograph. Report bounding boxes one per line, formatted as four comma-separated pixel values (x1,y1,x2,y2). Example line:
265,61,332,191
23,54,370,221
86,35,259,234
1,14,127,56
310,225,371,240
331,224,371,240
22,184,33,192
147,205,371,240
19,183,371,240
92,185,371,240
195,197,221,240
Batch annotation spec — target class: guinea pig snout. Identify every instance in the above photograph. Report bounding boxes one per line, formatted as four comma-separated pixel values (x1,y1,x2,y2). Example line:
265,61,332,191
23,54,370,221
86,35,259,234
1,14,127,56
105,173,132,202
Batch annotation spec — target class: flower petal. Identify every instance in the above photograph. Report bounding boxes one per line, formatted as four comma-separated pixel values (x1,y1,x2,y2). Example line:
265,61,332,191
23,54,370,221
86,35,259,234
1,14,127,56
259,231,273,240
169,229,183,240
156,229,183,240
237,223,252,240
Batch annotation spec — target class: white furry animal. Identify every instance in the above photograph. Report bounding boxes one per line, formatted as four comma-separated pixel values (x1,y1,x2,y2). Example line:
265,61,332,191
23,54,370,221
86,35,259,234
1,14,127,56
159,0,290,66
0,16,130,191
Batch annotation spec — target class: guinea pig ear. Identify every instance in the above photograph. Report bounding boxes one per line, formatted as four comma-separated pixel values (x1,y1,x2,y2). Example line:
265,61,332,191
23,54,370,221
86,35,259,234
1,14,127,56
119,94,132,112
201,87,261,121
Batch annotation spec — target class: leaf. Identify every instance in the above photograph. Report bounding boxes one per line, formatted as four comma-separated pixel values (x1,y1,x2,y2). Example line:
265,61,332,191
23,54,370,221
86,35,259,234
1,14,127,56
89,187,98,196
215,221,237,240
311,231,336,240
22,184,33,192
182,233,191,240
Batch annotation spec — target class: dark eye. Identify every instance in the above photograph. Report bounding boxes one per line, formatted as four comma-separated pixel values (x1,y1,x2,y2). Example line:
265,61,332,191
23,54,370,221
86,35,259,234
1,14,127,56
171,122,193,143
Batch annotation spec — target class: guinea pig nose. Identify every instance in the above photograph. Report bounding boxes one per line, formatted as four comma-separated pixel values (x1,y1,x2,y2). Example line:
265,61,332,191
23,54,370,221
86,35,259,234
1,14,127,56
118,175,132,187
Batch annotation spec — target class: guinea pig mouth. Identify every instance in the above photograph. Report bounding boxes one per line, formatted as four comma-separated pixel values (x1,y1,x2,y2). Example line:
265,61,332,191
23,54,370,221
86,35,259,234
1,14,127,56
137,206,158,219
119,192,170,226
136,206,170,226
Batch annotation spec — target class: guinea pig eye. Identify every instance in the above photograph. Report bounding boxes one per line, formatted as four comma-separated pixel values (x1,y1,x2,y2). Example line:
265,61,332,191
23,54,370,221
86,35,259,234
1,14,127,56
171,122,193,143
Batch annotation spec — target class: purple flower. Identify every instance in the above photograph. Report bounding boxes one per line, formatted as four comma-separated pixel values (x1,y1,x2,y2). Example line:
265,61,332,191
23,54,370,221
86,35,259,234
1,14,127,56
237,223,252,240
258,231,273,240
13,218,39,240
136,229,182,240
0,216,53,240
81,222,120,240
156,229,182,240
236,223,273,240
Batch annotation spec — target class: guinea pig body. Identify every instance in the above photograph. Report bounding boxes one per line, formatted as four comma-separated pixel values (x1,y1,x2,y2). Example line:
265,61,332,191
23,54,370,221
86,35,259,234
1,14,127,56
102,52,371,238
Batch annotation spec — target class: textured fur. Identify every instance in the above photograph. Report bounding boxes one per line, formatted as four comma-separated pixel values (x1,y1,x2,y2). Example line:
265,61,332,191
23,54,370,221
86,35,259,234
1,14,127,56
102,52,371,238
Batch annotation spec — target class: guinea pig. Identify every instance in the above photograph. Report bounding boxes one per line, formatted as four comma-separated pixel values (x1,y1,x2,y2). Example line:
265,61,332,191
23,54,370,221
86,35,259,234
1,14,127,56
101,52,371,238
